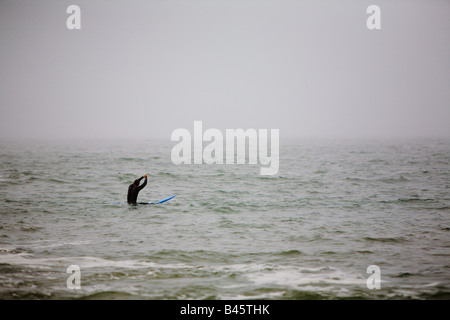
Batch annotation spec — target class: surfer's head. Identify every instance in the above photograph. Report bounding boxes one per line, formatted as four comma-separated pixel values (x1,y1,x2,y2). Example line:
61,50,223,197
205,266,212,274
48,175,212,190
133,180,140,186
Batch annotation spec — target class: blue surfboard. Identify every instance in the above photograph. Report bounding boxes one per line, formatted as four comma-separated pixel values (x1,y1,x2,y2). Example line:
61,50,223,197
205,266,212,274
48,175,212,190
112,195,175,205
155,195,176,204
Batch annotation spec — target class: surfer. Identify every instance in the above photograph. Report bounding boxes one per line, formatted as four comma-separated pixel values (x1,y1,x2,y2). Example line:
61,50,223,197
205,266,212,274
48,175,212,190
127,174,147,205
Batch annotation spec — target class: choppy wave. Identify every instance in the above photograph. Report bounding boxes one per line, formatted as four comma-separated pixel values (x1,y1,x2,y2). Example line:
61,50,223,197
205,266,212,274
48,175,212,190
362,236,405,243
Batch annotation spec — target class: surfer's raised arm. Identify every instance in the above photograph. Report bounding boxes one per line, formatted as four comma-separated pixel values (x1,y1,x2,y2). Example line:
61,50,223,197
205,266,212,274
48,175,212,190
136,175,147,182
138,175,148,191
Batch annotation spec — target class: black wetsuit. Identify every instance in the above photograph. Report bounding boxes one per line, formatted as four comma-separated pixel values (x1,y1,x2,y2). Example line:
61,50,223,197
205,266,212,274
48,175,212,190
127,176,147,204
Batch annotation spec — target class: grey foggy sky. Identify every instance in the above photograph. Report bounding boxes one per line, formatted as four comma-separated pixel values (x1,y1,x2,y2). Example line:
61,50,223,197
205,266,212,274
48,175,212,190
0,0,449,140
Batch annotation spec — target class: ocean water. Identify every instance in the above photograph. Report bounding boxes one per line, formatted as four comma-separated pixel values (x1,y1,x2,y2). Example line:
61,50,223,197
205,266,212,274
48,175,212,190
0,138,449,300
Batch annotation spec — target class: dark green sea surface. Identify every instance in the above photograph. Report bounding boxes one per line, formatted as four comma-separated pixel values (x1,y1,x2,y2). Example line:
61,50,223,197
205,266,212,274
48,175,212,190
0,139,449,299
